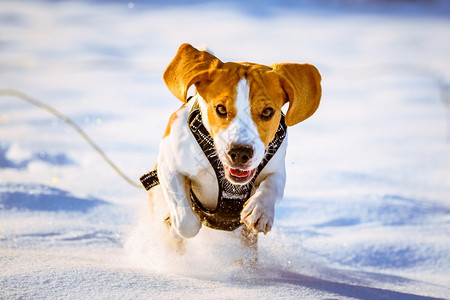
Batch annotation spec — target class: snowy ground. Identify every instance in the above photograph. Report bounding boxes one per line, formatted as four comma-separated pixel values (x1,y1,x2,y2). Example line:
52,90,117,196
1,0,449,299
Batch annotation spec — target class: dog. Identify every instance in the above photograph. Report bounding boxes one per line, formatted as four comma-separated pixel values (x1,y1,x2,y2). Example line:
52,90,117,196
140,43,321,259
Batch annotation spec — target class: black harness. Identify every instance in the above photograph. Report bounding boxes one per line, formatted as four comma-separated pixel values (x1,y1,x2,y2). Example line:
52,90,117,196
140,100,287,231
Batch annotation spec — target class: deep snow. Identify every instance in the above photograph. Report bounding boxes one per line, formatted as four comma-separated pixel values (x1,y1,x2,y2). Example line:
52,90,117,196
0,1,449,299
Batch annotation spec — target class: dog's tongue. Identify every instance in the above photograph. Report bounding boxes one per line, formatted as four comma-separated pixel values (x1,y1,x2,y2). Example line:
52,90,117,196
229,168,251,178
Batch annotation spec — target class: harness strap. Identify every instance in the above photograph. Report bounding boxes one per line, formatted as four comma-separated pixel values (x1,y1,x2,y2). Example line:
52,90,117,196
140,97,287,232
190,189,245,231
187,101,287,231
140,169,159,191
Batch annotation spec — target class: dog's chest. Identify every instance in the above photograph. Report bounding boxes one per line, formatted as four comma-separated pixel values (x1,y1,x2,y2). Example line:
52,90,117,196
189,168,219,210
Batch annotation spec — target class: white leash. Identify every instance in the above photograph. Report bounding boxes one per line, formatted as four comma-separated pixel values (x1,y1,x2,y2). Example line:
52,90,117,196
0,88,144,189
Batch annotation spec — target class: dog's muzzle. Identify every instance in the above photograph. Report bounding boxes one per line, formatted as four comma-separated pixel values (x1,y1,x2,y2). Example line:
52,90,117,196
224,143,257,184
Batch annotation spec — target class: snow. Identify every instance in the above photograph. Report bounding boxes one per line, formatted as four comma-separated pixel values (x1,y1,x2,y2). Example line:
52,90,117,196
1,0,449,299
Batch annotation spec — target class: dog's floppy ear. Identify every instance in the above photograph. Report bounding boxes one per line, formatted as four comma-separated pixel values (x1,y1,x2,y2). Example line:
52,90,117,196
271,63,321,126
163,43,223,102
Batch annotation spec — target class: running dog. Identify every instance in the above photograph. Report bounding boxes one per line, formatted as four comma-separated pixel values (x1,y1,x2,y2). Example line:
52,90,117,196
141,43,321,256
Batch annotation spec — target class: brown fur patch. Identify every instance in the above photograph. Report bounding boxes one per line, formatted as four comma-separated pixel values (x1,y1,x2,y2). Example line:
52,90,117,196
195,63,244,138
247,67,286,146
162,104,185,138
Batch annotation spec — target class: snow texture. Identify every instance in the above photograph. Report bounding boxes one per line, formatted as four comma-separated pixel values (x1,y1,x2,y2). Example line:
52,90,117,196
0,0,449,299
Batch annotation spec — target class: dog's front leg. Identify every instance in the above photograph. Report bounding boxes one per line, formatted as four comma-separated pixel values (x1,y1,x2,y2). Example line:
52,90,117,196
159,167,201,239
240,171,286,234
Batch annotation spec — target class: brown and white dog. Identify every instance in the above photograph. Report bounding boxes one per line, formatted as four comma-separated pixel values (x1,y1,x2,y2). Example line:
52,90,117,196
143,43,321,256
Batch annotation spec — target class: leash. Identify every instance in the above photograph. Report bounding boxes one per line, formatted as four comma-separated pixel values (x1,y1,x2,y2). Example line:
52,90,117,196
0,88,144,189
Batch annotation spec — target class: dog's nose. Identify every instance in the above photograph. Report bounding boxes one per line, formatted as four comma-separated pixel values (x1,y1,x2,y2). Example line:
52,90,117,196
227,144,254,165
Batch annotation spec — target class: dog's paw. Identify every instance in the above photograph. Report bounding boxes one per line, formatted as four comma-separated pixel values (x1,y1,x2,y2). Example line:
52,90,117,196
171,208,202,239
240,195,274,234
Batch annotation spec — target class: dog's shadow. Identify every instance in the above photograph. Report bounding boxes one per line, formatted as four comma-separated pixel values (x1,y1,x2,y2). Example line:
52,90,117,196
246,269,443,300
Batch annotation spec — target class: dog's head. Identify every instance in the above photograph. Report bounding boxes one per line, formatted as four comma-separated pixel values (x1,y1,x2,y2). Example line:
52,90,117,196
164,43,321,185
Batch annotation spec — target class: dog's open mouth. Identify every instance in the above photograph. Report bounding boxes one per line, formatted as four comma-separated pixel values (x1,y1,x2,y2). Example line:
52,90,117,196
224,165,257,184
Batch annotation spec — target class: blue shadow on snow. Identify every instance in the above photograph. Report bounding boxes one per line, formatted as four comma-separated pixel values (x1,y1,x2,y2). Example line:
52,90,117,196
0,142,74,169
0,183,109,212
261,270,444,300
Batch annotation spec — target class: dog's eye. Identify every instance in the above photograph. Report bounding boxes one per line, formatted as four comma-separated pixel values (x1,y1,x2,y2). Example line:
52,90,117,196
216,105,227,117
261,107,274,120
